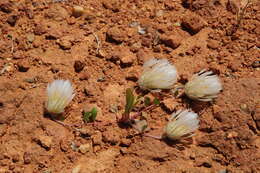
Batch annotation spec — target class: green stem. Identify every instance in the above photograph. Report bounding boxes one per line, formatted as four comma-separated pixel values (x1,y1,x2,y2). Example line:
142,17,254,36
119,112,130,123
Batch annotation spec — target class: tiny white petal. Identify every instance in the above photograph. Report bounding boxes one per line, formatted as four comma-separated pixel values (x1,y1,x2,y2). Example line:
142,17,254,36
184,70,222,101
138,58,178,90
46,80,75,114
164,109,199,140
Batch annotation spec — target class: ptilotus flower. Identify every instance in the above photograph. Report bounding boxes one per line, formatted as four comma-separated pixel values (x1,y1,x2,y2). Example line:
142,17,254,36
163,109,199,140
184,70,222,102
46,80,75,114
138,58,178,90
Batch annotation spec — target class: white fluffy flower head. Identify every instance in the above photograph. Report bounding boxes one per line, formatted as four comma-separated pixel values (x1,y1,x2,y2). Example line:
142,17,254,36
138,58,178,90
164,109,199,140
184,70,222,102
46,80,75,114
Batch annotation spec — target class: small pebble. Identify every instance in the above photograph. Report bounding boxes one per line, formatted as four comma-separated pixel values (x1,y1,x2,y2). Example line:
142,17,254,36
252,61,260,68
181,12,207,34
0,63,13,74
23,152,32,164
71,142,79,152
93,145,101,152
26,34,35,43
79,72,90,80
207,40,219,49
17,60,30,72
35,135,53,150
50,65,60,73
240,104,250,113
0,124,7,137
56,36,73,50
120,138,131,147
106,27,125,43
12,154,19,163
7,15,18,26
218,169,227,173
60,139,70,152
79,143,91,154
91,131,102,145
160,34,182,49
74,60,85,73
137,26,146,35
102,130,120,145
227,131,238,138
72,165,81,173
0,2,12,13
42,170,51,173
72,6,84,18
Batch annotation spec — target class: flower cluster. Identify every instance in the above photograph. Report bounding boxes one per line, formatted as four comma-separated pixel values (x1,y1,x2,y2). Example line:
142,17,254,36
46,80,75,114
44,58,223,141
184,70,222,101
137,58,222,140
138,58,178,90
163,110,199,140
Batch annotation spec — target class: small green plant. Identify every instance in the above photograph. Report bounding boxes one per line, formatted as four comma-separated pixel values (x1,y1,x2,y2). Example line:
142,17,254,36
119,88,160,123
144,96,151,106
83,107,98,123
143,96,160,106
120,88,141,123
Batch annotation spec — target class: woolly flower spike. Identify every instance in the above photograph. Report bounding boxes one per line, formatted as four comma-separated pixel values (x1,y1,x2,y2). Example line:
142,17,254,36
184,70,222,102
46,80,75,114
138,58,178,90
164,110,199,140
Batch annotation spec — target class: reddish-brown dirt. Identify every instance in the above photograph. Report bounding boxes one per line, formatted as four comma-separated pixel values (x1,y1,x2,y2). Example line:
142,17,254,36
0,0,259,173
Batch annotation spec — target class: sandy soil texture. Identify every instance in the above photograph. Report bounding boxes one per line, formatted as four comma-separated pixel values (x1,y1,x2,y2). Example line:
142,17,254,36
0,0,259,173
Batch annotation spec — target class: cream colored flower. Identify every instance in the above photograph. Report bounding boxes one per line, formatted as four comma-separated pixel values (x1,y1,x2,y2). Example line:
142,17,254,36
138,58,178,90
46,80,75,114
184,70,222,101
164,109,199,140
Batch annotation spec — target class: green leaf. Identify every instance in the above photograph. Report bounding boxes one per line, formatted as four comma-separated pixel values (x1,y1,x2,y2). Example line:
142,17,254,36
83,112,91,122
90,107,97,122
144,97,151,106
124,88,135,114
83,107,98,123
153,98,160,105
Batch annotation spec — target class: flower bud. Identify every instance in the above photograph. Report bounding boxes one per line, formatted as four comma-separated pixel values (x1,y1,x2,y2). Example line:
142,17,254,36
184,70,222,101
46,80,75,114
138,58,178,90
164,109,199,140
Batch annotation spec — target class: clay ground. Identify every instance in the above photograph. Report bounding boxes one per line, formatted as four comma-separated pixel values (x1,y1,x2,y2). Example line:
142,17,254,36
0,0,259,173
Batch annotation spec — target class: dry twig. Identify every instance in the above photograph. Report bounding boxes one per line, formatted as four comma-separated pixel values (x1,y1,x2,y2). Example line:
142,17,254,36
227,0,252,35
92,33,101,54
